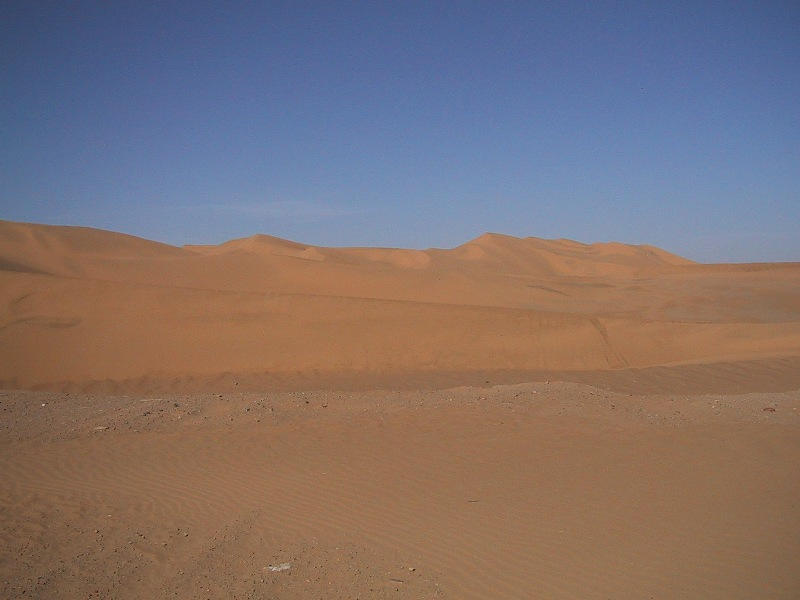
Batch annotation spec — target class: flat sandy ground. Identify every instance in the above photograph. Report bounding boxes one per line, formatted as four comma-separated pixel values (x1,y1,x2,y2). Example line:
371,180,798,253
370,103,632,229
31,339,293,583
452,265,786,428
2,368,800,599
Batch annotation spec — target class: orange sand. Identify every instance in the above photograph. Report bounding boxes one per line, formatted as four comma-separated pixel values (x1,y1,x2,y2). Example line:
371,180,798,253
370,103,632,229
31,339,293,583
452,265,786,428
1,219,799,391
1,219,799,599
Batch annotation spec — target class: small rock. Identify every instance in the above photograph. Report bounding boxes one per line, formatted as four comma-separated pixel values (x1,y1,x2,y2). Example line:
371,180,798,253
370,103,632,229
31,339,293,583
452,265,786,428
763,407,776,412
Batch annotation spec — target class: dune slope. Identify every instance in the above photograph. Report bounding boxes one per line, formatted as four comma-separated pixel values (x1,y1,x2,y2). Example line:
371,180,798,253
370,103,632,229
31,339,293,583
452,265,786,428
1,219,799,392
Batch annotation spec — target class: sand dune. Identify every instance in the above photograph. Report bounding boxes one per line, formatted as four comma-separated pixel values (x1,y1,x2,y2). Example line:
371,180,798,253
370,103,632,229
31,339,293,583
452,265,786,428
1,219,799,391
2,219,800,599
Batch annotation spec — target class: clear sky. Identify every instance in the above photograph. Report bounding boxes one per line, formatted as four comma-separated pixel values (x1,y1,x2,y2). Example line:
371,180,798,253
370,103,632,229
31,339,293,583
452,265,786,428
1,1,798,262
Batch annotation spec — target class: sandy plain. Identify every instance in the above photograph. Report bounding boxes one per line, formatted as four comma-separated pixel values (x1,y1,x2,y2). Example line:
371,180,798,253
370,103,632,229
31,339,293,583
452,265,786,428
1,219,799,598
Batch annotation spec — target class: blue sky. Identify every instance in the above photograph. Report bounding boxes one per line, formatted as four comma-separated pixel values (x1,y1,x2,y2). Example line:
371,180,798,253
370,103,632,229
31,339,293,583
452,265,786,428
1,1,798,262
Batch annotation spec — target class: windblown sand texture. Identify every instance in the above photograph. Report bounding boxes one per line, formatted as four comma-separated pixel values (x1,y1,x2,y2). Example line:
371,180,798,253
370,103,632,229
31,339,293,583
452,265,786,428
1,219,799,599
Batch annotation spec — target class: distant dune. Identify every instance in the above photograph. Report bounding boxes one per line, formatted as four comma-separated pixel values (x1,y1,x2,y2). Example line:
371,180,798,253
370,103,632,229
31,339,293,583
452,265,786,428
1,219,799,392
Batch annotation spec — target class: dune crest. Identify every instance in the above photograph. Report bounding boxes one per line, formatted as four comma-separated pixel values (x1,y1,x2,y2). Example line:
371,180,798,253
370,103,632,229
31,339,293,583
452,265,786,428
1,219,798,392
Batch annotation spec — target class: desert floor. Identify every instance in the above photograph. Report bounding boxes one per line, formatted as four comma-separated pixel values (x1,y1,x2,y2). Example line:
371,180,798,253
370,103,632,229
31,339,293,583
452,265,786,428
2,364,800,599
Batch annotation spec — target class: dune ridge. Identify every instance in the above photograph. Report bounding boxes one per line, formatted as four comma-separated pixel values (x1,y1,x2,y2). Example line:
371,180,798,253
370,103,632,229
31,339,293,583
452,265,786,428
1,219,799,393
